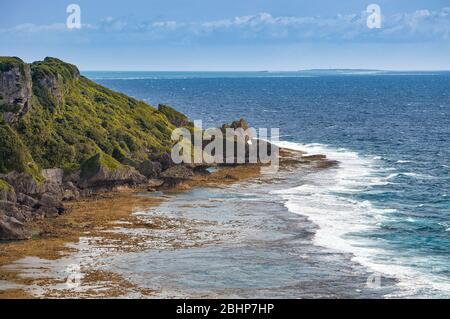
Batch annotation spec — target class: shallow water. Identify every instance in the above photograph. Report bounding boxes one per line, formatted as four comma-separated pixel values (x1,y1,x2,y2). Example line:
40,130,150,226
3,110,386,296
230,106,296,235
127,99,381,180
2,71,449,298
1,167,396,298
111,169,401,298
88,71,449,298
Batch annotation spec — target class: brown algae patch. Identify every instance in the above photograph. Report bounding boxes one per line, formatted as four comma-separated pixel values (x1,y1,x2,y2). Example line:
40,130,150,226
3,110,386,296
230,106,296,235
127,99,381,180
0,192,163,298
0,179,235,298
0,149,333,298
38,270,157,299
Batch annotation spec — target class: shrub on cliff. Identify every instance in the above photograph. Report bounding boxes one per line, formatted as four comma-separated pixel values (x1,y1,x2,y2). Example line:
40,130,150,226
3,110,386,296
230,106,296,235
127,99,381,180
0,179,13,192
158,104,190,128
0,122,42,181
0,56,185,181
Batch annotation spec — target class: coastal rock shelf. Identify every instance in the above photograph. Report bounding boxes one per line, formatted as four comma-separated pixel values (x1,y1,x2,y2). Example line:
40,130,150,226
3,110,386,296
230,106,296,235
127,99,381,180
0,143,342,298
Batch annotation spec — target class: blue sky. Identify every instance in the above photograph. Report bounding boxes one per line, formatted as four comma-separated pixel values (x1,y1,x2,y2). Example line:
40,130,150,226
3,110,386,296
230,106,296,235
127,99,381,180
1,0,449,70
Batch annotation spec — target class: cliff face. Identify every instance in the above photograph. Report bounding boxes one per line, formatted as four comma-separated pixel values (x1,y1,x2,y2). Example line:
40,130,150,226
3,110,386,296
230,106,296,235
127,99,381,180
0,56,191,240
0,57,33,123
0,57,191,177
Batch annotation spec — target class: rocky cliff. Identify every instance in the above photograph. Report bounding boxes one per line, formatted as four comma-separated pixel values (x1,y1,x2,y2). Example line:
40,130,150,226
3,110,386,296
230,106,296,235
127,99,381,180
0,57,33,124
0,56,192,240
0,56,267,241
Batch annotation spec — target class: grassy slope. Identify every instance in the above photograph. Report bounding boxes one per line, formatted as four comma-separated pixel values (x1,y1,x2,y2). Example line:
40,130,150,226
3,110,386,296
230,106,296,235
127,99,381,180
0,57,186,180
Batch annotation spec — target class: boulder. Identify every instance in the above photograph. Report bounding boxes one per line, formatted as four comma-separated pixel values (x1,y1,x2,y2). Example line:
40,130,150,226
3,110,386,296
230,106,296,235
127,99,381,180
147,179,164,191
221,118,250,132
150,152,173,170
0,213,30,240
160,165,194,186
79,153,146,189
38,193,65,214
62,182,80,201
137,160,162,178
36,206,60,218
16,192,39,209
148,179,165,188
0,171,44,195
161,165,194,179
219,118,256,164
0,200,33,223
43,181,64,201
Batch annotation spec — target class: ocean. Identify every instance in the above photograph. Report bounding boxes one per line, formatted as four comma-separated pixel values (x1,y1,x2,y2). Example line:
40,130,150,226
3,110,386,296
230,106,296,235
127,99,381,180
83,70,450,298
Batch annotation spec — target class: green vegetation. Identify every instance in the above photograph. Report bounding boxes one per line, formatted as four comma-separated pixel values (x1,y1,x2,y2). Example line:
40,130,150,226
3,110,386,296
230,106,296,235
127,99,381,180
0,104,21,113
158,104,189,126
0,179,14,193
0,56,25,73
80,153,121,179
0,121,42,181
0,56,186,181
32,57,79,84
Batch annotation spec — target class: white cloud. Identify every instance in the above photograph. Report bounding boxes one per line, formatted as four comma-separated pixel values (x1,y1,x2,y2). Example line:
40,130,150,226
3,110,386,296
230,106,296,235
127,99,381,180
4,23,66,33
99,17,129,32
2,8,450,42
0,22,95,33
152,21,180,30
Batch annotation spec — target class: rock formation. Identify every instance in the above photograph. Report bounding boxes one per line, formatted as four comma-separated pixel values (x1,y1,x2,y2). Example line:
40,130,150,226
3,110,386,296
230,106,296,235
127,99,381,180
0,55,267,241
0,57,32,124
0,56,187,240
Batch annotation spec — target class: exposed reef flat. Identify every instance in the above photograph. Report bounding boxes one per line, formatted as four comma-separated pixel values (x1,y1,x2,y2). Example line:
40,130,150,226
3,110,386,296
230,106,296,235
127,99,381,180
0,147,336,298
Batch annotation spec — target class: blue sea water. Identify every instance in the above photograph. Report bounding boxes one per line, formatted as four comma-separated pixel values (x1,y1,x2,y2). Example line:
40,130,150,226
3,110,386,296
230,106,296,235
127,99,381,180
84,71,450,297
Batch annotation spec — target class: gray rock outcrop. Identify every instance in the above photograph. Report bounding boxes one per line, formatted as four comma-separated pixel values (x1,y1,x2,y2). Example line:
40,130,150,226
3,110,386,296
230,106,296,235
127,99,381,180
0,57,32,124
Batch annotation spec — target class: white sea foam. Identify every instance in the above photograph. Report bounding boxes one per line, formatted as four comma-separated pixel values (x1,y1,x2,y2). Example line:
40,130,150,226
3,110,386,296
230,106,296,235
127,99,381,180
272,141,450,298
403,172,436,179
386,172,436,180
386,173,399,180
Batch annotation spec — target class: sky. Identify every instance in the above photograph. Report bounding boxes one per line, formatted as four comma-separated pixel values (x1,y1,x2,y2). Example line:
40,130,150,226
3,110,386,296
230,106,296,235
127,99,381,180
1,0,450,71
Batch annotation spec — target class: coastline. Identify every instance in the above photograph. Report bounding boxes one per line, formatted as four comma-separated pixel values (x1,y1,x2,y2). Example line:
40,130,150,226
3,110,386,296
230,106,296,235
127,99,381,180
0,148,339,298
0,161,266,298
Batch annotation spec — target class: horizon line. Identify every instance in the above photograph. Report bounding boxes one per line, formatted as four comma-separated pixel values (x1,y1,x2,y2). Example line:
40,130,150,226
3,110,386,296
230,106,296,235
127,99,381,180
80,69,450,73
